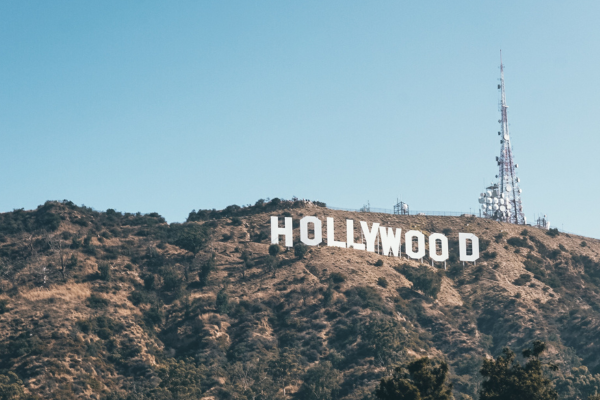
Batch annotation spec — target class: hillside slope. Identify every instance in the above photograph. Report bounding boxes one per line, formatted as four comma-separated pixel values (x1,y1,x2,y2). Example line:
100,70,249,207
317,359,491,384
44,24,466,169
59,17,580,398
1,200,600,399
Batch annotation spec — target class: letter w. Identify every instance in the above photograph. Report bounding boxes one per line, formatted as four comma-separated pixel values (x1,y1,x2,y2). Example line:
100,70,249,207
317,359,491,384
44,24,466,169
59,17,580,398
379,227,402,257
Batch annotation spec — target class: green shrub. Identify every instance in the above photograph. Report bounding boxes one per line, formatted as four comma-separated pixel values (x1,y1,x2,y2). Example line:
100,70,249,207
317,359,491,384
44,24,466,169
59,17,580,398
329,272,347,284
377,277,388,288
199,254,216,287
294,242,309,259
375,259,384,267
87,294,109,309
264,255,279,271
269,244,281,256
546,228,559,237
507,237,531,248
144,307,163,327
495,232,507,243
129,290,149,306
66,254,78,270
161,267,181,291
480,239,491,251
513,274,532,286
98,262,111,281
97,328,112,340
0,299,8,314
173,223,211,254
76,319,92,333
0,372,25,399
376,357,453,400
396,264,443,299
143,274,156,290
216,289,229,314
345,286,386,312
70,238,81,249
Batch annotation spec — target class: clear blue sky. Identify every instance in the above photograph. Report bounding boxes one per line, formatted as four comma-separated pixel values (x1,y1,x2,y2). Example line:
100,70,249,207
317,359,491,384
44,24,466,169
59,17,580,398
1,1,599,238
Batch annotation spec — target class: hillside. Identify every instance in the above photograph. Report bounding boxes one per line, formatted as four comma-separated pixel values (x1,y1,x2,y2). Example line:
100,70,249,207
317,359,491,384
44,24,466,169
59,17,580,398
1,199,600,399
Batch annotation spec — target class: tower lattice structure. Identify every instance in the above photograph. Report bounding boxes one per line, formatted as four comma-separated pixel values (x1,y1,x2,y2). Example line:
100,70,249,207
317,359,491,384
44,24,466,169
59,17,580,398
479,52,526,224
497,52,525,224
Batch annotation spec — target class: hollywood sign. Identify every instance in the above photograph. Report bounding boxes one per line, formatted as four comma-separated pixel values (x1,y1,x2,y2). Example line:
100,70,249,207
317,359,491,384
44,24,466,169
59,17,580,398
271,216,480,262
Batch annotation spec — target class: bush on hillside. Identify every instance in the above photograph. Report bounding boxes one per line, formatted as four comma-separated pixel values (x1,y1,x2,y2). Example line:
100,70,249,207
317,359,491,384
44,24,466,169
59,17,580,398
546,228,560,237
396,264,443,299
377,277,388,288
329,272,347,284
269,244,281,256
376,357,453,400
173,223,211,255
98,262,111,281
513,274,532,286
294,242,308,259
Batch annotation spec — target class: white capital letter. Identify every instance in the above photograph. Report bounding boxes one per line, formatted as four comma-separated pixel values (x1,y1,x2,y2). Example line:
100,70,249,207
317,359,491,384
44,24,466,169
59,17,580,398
360,221,380,253
327,217,346,248
459,233,479,262
271,216,293,247
379,227,402,257
300,216,322,246
405,230,425,259
429,233,449,262
346,219,365,250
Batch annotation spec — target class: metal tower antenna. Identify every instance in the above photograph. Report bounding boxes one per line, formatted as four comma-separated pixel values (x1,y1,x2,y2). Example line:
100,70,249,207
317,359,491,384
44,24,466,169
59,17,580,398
498,51,525,224
478,51,526,224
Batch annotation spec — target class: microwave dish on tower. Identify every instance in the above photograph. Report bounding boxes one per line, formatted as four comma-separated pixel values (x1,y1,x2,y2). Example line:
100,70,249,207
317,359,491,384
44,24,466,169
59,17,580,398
479,51,526,224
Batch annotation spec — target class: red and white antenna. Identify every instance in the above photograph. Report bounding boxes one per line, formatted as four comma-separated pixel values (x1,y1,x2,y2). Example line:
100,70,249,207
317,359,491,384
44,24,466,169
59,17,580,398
479,51,526,224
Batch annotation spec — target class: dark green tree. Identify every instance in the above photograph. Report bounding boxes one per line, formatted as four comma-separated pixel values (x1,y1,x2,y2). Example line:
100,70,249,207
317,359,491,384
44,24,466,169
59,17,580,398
98,262,111,281
199,254,216,287
375,357,453,400
216,288,229,314
174,223,210,255
294,242,309,259
0,372,25,400
269,244,281,256
264,255,279,271
479,341,558,400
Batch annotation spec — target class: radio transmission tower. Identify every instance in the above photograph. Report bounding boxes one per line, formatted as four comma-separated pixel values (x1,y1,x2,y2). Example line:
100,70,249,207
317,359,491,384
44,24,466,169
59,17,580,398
479,51,526,224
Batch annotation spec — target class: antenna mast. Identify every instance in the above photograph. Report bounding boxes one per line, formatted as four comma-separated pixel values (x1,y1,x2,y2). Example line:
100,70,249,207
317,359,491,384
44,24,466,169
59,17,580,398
478,52,526,224
497,51,525,224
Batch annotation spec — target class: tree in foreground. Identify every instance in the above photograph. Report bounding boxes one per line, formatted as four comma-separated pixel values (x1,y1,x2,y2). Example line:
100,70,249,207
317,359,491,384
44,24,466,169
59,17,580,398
375,357,453,400
0,372,25,400
479,340,558,400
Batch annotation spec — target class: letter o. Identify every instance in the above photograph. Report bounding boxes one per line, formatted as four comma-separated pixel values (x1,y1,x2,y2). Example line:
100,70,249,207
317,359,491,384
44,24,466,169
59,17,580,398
405,230,426,259
300,217,322,246
429,233,449,262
